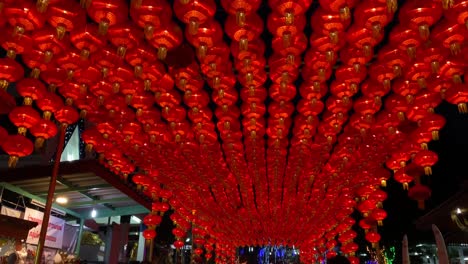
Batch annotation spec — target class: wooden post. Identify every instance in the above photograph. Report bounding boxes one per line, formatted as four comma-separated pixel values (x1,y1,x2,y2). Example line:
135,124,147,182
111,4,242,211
34,124,67,264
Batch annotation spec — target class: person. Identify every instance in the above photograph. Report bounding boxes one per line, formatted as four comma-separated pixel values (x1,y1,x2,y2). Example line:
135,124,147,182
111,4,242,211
7,252,18,264
327,255,351,264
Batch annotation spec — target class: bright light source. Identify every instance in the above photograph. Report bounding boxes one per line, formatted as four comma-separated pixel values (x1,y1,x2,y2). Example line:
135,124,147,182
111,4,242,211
464,257,468,261
55,196,68,204
91,209,97,218
416,244,423,247
456,208,462,214
131,215,141,224
186,238,191,242
426,256,430,259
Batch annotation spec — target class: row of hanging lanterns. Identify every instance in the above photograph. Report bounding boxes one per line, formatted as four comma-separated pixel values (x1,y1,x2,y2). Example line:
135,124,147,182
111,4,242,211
0,0,467,263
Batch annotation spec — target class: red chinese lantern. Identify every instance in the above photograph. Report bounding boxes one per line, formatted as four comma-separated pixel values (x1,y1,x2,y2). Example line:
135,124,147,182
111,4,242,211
173,0,217,35
0,58,24,91
16,78,47,105
4,1,45,35
2,134,34,168
318,0,359,21
0,27,33,59
194,248,204,255
46,0,86,39
35,92,64,120
143,229,157,240
365,231,381,248
82,127,103,152
398,0,442,40
413,150,438,175
30,119,58,149
225,13,264,51
370,208,387,226
174,240,184,249
54,105,79,127
9,106,41,135
143,214,162,228
408,184,432,210
220,0,262,26
445,83,468,113
87,0,128,35
70,23,106,59
431,20,466,55
149,22,183,60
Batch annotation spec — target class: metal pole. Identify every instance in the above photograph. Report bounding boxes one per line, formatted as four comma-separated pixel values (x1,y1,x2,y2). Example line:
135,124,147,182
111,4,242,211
75,218,85,255
34,124,67,264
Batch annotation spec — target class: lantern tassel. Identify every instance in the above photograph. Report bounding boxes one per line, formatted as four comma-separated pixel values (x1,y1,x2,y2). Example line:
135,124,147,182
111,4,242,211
381,180,387,187
35,137,45,150
117,46,126,57
424,166,432,175
236,11,246,27
418,24,430,40
329,31,339,44
98,20,109,35
387,0,398,13
285,12,294,25
431,61,440,74
37,0,50,13
239,38,248,51
80,49,90,60
372,24,382,39
450,42,461,55
417,200,425,210
31,68,41,78
0,80,9,91
55,26,67,39
8,156,19,168
458,103,468,114
6,49,16,59
432,130,439,140
353,63,361,73
393,65,402,77
340,6,350,21
144,25,154,39
158,46,168,60
188,19,199,35
134,65,143,78
197,45,207,59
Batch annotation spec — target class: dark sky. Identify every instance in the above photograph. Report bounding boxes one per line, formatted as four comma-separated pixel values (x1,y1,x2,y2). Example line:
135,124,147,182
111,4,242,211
380,101,468,244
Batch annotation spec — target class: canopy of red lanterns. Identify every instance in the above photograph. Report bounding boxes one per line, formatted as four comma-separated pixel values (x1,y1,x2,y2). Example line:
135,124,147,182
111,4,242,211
0,0,467,262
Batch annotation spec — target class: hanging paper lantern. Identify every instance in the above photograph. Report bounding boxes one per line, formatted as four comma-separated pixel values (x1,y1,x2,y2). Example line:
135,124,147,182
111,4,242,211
365,231,381,248
2,134,34,168
173,0,217,35
0,58,24,91
54,105,80,127
174,240,184,249
87,0,128,35
413,150,439,175
16,78,47,105
9,106,41,135
408,184,432,210
142,229,157,240
30,119,58,149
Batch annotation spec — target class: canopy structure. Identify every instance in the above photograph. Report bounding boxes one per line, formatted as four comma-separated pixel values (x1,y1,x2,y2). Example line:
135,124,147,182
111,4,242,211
0,160,151,219
0,0,467,263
